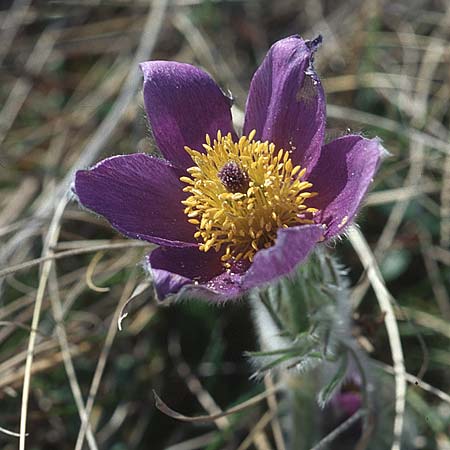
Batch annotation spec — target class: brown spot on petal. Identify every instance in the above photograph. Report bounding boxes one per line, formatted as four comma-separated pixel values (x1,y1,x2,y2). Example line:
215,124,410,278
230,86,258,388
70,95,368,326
296,75,317,104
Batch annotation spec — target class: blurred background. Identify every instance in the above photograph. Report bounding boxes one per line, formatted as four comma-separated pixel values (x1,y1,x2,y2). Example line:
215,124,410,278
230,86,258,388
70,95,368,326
0,0,449,449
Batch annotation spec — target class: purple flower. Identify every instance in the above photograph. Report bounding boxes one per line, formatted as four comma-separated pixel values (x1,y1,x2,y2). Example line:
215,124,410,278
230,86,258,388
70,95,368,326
331,375,363,418
73,35,385,302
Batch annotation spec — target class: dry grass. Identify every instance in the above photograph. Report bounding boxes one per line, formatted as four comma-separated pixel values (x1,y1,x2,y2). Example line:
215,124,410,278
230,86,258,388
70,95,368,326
0,0,449,449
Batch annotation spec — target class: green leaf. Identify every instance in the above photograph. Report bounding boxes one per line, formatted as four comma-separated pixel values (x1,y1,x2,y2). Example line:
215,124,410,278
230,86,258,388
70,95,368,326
317,351,349,407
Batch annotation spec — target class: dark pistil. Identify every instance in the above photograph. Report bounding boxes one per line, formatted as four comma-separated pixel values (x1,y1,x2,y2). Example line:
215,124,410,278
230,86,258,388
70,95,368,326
218,161,249,193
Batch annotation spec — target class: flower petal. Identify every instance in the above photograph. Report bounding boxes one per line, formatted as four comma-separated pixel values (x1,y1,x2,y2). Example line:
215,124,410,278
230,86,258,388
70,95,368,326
140,61,236,170
332,391,362,418
308,135,386,238
148,225,324,301
243,35,325,171
147,247,245,302
74,154,196,246
243,225,324,290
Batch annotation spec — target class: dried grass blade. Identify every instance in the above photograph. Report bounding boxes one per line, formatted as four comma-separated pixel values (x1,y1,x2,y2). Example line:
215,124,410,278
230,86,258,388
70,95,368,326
348,226,406,450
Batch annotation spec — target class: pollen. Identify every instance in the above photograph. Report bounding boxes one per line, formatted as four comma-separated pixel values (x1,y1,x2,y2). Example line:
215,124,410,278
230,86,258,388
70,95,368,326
180,130,319,266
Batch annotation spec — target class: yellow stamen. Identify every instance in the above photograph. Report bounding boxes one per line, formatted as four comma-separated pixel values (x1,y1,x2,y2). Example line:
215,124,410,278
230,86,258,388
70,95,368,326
180,131,318,266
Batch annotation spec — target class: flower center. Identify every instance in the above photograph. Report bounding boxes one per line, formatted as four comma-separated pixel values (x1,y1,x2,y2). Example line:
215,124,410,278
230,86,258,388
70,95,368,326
180,130,318,265
218,161,249,193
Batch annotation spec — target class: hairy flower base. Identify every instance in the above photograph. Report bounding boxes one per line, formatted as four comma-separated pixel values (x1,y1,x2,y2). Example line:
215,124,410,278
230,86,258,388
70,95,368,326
180,130,318,265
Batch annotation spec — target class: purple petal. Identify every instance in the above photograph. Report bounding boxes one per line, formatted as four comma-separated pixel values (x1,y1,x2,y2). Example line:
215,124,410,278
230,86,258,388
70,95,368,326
140,61,236,170
147,247,246,302
308,135,385,238
147,224,324,302
243,35,326,172
74,154,196,247
243,225,324,290
332,391,362,418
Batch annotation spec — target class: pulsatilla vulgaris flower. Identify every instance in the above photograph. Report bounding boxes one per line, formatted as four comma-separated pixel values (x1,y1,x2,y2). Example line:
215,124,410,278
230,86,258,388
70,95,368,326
73,35,385,302
330,372,363,419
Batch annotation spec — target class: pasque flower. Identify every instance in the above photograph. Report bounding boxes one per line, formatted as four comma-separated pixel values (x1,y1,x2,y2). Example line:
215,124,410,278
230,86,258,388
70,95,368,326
74,35,384,302
331,372,363,418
